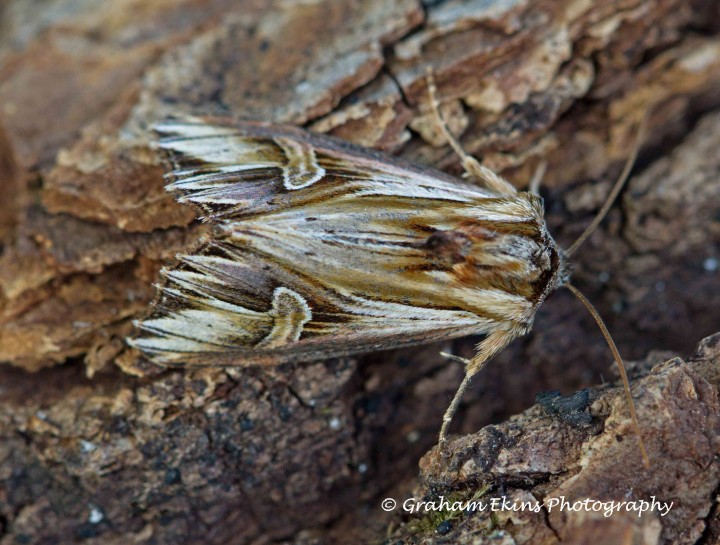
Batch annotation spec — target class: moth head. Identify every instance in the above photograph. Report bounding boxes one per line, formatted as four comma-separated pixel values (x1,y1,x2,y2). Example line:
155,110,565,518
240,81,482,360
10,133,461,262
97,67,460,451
554,248,572,289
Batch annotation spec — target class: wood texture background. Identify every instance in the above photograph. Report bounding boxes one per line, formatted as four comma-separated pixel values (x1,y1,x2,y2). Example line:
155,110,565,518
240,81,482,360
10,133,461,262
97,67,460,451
0,0,719,543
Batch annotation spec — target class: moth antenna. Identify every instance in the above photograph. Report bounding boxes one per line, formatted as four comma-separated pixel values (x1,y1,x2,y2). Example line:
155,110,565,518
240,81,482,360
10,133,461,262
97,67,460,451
528,160,547,194
425,68,471,167
565,283,650,468
566,115,649,256
424,67,516,195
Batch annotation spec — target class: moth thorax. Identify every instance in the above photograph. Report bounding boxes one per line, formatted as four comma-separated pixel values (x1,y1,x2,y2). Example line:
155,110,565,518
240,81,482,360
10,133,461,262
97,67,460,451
424,226,497,266
425,230,472,265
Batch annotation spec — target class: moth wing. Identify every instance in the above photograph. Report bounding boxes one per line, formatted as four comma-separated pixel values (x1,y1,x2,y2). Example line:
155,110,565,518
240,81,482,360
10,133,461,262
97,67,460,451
152,117,500,220
129,240,491,366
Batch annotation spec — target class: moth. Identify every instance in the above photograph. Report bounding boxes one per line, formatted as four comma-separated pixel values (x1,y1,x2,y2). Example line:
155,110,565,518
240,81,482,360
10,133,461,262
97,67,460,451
129,75,648,464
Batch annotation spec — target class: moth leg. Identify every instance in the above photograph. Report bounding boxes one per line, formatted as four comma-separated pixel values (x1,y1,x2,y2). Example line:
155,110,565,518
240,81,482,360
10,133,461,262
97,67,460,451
528,160,547,195
439,329,518,443
425,68,516,196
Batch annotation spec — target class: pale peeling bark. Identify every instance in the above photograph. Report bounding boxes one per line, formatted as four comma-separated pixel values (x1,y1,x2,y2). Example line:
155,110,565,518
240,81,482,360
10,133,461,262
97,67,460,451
0,0,719,544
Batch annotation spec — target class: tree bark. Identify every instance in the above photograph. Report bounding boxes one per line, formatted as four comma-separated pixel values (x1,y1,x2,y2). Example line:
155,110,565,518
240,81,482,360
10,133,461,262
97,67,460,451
0,0,719,544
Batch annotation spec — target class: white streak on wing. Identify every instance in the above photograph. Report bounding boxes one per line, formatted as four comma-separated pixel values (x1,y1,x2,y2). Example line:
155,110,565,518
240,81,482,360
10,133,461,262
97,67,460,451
128,335,219,355
134,308,256,350
342,171,498,201
161,270,224,299
329,153,499,199
180,254,245,272
465,201,538,222
423,272,532,321
158,138,270,166
339,293,484,325
168,164,276,188
352,182,474,202
467,211,533,222
177,195,245,205
154,122,241,138
163,285,266,318
161,268,208,290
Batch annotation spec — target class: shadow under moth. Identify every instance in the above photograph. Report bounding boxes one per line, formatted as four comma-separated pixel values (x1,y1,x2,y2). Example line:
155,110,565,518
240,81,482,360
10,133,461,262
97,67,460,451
128,81,649,465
